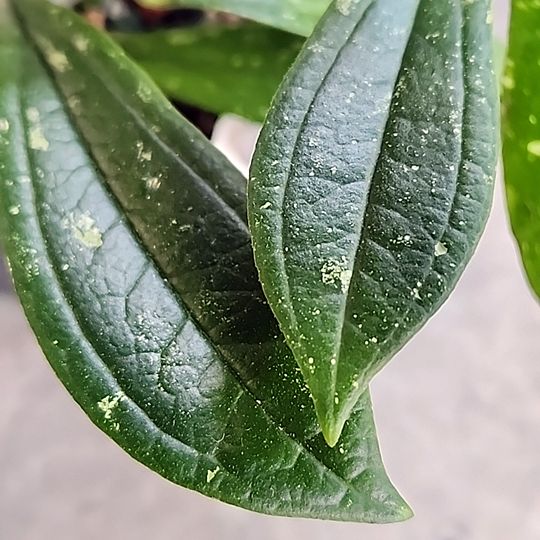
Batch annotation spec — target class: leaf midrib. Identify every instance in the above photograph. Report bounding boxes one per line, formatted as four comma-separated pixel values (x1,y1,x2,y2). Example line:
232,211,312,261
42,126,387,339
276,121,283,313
277,0,419,410
332,0,468,406
275,1,376,376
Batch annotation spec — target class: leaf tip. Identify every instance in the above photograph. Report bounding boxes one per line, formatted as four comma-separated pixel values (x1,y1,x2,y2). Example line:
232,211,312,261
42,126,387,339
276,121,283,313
320,416,346,448
400,503,414,521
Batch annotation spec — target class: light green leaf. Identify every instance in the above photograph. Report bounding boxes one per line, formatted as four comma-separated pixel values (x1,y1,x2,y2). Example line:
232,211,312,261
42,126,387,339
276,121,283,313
138,0,331,36
248,0,498,446
493,37,506,82
502,0,540,298
0,0,411,522
115,24,304,122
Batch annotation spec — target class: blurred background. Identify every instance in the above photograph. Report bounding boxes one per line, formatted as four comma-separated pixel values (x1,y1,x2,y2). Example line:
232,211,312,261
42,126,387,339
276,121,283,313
4,0,540,539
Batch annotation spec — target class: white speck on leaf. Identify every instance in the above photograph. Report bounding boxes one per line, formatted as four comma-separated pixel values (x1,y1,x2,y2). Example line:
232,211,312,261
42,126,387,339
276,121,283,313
29,127,49,151
26,108,50,151
37,37,70,72
8,206,20,215
308,43,324,53
65,212,103,248
145,176,162,191
98,391,126,420
0,118,9,133
336,0,360,16
73,35,89,52
207,466,220,483
435,241,448,257
137,80,154,103
321,257,352,293
136,141,152,161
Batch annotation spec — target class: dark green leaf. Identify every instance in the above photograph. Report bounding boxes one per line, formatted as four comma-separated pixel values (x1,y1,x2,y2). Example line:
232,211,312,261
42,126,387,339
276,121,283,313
138,0,331,36
0,0,411,521
115,24,303,123
502,0,540,299
249,0,498,446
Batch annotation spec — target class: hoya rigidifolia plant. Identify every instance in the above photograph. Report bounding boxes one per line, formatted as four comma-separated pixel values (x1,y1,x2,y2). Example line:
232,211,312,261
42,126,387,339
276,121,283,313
1,0,536,524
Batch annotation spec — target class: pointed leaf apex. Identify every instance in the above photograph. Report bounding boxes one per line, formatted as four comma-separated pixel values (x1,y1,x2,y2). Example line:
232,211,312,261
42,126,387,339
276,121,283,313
318,407,347,447
321,423,342,448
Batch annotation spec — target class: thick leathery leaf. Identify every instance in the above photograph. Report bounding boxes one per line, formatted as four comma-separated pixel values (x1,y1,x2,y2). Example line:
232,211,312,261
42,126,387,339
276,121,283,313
138,0,331,36
249,0,498,446
115,24,304,122
0,0,412,522
502,0,540,299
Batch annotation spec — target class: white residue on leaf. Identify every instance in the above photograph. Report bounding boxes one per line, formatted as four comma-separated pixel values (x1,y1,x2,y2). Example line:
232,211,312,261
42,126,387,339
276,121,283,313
308,43,324,53
434,241,448,257
137,80,154,103
29,127,49,151
37,37,70,72
336,0,360,16
206,466,220,483
8,205,20,216
67,95,81,113
145,175,162,191
0,118,9,133
26,108,49,151
65,211,103,248
136,141,152,161
73,35,89,53
321,256,352,293
97,391,126,420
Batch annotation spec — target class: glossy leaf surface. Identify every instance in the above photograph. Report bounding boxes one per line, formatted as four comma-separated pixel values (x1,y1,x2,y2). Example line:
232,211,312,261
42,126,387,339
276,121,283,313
249,0,498,445
115,24,303,122
138,0,331,36
0,0,411,521
502,0,540,299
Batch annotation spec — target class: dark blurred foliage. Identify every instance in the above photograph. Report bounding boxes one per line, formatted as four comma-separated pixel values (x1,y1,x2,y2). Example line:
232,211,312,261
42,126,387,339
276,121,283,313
73,0,218,137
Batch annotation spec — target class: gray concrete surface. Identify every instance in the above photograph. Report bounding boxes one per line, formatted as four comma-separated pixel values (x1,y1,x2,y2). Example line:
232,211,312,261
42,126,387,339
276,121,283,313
5,1,536,538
